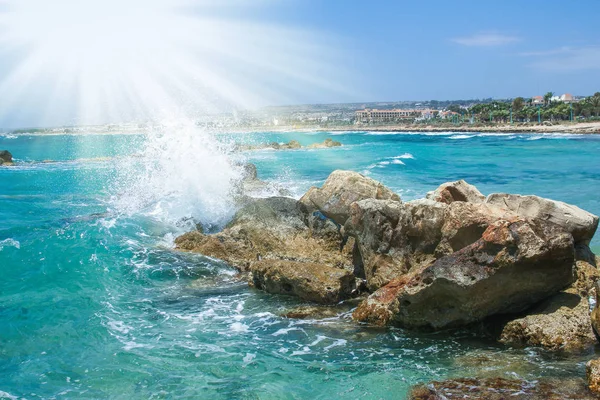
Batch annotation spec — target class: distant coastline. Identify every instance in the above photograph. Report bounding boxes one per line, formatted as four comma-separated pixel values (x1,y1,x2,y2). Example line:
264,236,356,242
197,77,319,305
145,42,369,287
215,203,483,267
3,120,600,136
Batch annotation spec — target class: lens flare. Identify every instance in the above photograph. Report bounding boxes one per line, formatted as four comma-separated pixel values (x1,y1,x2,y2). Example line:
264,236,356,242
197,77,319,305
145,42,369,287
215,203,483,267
0,0,351,127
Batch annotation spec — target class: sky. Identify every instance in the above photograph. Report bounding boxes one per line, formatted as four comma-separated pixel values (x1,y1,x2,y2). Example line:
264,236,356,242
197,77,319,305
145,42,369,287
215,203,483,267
0,0,599,128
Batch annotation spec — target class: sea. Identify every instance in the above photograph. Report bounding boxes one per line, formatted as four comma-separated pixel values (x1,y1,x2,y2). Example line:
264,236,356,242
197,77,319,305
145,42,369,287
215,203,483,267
1,129,599,399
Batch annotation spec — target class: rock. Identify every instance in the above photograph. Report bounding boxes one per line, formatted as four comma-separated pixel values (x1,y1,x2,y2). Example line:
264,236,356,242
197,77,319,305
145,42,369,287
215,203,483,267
426,180,485,204
241,162,258,180
307,138,342,149
175,197,354,286
498,289,596,352
408,377,596,400
587,358,600,394
353,219,575,329
345,199,516,291
0,150,13,165
495,259,599,352
299,170,400,225
250,260,355,304
590,279,600,341
486,193,599,244
235,162,291,199
280,300,359,319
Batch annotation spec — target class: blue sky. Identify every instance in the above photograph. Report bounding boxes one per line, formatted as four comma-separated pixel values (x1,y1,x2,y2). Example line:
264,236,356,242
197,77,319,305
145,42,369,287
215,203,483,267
268,0,600,101
0,0,599,128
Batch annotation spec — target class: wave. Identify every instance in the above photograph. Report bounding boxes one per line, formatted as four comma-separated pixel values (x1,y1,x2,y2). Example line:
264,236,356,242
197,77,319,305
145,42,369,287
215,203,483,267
0,238,20,251
109,118,243,229
449,134,474,140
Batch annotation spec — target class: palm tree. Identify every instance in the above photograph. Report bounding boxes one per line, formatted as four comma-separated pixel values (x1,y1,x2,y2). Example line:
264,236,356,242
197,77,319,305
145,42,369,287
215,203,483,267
543,92,554,107
591,95,600,117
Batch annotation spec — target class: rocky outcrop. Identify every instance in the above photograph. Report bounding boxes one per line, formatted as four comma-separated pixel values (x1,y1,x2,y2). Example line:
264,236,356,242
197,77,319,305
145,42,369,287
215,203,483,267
498,259,599,352
175,169,599,336
306,138,342,149
300,170,400,225
587,358,600,394
176,197,353,273
408,377,596,400
237,139,341,152
426,179,485,204
250,260,355,304
0,150,13,165
353,219,575,329
486,193,599,244
175,196,357,304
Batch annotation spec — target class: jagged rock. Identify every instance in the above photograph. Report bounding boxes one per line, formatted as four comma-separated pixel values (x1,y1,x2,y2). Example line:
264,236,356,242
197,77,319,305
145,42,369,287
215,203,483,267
175,197,354,273
306,138,342,149
0,150,13,165
299,170,400,225
486,193,599,244
353,219,575,329
426,179,485,204
250,260,355,304
496,259,598,352
498,290,595,352
408,377,596,400
587,358,600,394
345,199,517,291
234,163,291,199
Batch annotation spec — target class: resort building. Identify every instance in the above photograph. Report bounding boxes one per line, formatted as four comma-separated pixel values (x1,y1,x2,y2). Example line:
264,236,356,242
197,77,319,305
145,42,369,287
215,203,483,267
531,96,544,106
355,108,436,123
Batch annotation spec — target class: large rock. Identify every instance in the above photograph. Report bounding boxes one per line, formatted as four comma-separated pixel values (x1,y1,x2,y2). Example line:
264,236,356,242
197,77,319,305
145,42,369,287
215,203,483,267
300,170,400,226
345,198,517,291
497,259,599,352
175,197,353,273
353,219,575,329
250,260,355,304
426,179,485,204
0,150,13,165
408,377,596,400
486,193,599,244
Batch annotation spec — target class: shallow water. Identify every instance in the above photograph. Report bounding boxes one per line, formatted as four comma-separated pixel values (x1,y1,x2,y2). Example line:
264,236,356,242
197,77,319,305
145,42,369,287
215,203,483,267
1,130,599,399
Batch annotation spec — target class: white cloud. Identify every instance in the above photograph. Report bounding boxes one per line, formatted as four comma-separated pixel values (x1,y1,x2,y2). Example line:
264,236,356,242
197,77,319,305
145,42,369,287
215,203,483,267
522,46,600,71
451,32,520,47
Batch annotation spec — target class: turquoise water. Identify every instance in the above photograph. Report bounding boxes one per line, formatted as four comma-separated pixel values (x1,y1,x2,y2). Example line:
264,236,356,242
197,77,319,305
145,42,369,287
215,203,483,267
1,130,599,399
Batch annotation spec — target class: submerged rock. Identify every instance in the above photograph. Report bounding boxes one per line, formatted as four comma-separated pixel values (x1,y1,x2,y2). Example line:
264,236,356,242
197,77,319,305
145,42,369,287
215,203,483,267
353,219,575,329
486,193,599,244
408,377,596,400
300,170,400,225
0,150,13,165
250,260,355,304
426,179,485,204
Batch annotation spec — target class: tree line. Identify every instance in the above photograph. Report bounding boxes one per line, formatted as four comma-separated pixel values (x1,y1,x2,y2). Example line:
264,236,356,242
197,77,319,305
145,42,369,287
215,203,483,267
455,92,600,123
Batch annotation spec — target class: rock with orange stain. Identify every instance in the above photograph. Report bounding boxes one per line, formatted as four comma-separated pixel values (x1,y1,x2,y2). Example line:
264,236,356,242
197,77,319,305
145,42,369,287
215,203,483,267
353,219,575,329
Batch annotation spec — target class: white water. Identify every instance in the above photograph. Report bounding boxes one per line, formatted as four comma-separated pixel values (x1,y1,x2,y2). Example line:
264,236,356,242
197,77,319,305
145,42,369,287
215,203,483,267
109,119,242,229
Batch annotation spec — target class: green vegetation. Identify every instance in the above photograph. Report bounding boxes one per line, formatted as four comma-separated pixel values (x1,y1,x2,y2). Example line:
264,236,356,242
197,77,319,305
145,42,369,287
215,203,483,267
467,93,600,124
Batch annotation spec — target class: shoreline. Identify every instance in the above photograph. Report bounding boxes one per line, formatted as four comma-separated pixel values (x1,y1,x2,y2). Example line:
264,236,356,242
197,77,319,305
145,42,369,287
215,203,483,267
2,121,600,136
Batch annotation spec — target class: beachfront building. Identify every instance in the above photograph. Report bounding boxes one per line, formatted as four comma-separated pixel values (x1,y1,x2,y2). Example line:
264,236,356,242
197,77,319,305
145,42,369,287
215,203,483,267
531,96,544,106
355,108,435,123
